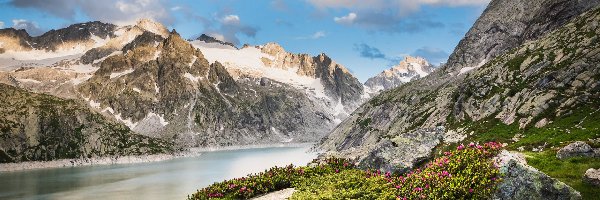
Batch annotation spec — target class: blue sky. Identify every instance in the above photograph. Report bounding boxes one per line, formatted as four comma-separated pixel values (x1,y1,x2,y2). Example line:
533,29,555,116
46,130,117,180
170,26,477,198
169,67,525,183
0,0,489,82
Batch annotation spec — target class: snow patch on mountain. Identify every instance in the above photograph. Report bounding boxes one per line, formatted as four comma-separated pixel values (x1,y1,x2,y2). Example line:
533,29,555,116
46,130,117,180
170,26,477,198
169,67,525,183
110,69,134,79
365,56,435,93
191,40,331,100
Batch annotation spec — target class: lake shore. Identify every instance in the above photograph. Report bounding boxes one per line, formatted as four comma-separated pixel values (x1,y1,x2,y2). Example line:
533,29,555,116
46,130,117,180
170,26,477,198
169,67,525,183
0,143,317,173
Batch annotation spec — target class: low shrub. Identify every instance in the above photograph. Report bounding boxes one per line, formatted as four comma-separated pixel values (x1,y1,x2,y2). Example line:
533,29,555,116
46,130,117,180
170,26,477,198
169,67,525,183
189,142,503,200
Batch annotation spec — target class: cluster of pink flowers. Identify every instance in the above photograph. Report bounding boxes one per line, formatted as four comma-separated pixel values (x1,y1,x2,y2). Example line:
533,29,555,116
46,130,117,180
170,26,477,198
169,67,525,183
206,193,223,198
383,142,503,199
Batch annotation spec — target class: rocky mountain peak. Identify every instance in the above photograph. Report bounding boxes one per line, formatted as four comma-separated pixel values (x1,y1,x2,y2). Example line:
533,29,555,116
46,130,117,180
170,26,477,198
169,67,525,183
260,42,286,56
134,18,170,38
0,28,32,52
364,56,434,93
196,34,236,48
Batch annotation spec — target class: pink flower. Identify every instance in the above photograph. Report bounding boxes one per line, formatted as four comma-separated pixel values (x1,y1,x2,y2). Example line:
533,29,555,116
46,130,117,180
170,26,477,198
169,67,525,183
469,142,475,147
457,144,465,150
469,188,474,193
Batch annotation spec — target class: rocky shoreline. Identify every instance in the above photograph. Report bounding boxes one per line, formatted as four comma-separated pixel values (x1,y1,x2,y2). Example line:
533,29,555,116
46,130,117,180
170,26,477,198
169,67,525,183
0,151,201,173
0,143,316,173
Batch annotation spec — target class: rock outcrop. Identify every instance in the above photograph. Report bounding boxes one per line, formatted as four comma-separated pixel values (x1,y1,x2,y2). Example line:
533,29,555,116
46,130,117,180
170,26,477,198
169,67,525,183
556,141,598,159
493,151,582,200
584,168,600,187
365,56,434,93
318,0,600,172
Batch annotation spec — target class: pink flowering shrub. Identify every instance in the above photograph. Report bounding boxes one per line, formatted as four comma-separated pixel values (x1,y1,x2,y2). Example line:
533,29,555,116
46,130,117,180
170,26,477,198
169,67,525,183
390,142,503,199
189,142,502,199
188,157,354,200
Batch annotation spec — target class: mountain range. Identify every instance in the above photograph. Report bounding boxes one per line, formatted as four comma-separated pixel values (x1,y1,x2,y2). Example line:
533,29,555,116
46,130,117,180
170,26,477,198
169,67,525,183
0,18,434,162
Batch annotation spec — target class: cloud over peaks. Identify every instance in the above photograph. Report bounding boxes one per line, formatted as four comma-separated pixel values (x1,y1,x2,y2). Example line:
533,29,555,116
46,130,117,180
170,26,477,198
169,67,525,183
10,0,174,26
12,19,43,36
353,43,386,60
310,0,488,33
334,13,357,25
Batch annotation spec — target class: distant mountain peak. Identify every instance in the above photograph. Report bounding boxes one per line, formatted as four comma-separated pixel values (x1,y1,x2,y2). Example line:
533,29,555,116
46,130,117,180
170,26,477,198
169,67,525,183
134,18,169,38
365,56,434,93
196,34,236,48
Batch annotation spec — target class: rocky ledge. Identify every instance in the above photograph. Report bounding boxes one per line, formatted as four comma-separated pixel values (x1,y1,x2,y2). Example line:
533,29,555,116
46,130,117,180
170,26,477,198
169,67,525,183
494,150,582,200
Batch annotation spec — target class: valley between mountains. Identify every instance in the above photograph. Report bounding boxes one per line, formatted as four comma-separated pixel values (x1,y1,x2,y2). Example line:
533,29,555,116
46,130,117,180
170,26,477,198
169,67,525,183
1,0,600,199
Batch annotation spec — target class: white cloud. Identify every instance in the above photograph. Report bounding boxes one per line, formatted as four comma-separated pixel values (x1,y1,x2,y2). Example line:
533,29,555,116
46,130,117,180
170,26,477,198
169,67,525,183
170,6,182,11
201,14,258,46
207,33,227,42
314,0,487,33
222,15,240,25
12,19,43,36
309,0,489,10
334,12,357,25
311,31,326,39
11,0,174,26
296,31,327,40
0,21,4,29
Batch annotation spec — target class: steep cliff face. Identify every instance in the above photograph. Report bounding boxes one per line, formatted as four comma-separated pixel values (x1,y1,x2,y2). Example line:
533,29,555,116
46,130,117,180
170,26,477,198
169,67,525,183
365,56,434,93
0,84,172,163
319,0,600,172
444,0,600,75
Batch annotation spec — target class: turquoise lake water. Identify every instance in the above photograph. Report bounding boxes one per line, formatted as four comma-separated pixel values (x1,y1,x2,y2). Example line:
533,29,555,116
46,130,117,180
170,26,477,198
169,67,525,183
0,145,317,200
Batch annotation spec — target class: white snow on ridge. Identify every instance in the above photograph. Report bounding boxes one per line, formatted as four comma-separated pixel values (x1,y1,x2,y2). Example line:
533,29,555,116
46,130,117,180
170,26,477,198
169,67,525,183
90,34,110,48
70,74,93,85
65,64,98,73
147,112,169,126
184,73,202,82
191,42,270,69
189,40,236,50
110,69,135,79
458,59,487,75
94,51,122,64
114,113,137,129
0,45,88,61
191,40,330,100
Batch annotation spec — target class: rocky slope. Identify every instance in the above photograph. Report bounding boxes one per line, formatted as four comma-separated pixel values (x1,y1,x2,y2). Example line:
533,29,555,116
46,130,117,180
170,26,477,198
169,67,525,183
444,0,600,75
77,30,360,148
0,84,172,163
318,0,600,173
364,56,434,93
